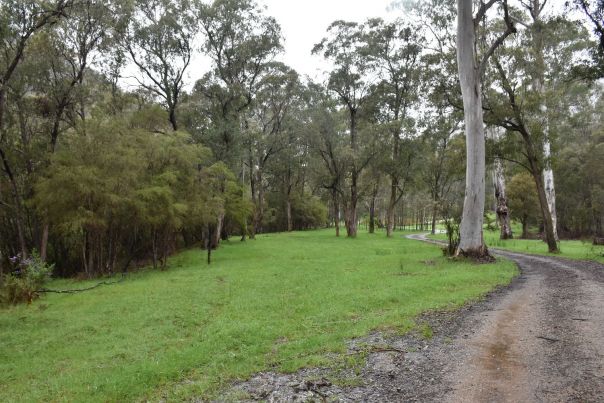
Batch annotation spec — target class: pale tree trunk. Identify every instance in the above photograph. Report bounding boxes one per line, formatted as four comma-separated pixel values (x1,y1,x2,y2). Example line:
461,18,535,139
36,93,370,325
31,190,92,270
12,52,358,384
431,200,438,235
456,0,487,256
493,157,513,239
255,167,265,235
488,127,513,239
542,139,558,240
211,213,224,249
530,0,559,242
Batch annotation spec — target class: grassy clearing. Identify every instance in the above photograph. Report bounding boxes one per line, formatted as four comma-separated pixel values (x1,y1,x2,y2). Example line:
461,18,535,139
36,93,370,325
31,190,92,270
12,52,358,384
0,229,516,402
430,223,604,263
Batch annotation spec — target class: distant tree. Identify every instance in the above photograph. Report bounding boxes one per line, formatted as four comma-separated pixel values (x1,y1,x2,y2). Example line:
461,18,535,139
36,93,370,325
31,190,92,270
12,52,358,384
123,0,197,130
244,63,300,237
508,172,540,239
313,21,374,237
197,0,282,165
0,0,72,259
484,7,591,252
361,18,424,237
306,85,347,237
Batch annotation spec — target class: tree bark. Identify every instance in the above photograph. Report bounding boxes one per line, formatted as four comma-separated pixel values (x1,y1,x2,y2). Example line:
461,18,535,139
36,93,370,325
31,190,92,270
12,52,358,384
369,188,377,234
286,196,293,232
528,156,559,252
530,0,559,242
456,0,488,256
332,188,340,237
386,177,397,237
347,110,358,237
493,157,513,239
488,127,513,240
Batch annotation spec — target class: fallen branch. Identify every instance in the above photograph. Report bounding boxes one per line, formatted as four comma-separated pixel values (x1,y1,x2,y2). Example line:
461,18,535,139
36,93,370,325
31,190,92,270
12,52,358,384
37,275,127,294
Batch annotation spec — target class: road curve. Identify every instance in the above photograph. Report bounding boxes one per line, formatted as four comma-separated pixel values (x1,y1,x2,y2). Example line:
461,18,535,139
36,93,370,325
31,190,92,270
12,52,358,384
225,233,604,402
409,232,604,402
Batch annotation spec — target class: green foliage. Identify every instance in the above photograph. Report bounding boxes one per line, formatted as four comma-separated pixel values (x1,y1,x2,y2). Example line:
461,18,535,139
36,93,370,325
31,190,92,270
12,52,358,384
291,193,328,229
507,172,540,238
0,229,517,401
31,114,243,275
1,251,53,305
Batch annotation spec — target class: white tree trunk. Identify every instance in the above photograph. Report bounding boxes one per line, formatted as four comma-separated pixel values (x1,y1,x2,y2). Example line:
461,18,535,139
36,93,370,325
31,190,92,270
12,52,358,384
456,0,487,255
542,131,558,241
530,0,559,242
488,127,513,239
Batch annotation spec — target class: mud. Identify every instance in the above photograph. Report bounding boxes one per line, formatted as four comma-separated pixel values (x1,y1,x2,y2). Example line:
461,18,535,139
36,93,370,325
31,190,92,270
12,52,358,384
218,235,604,402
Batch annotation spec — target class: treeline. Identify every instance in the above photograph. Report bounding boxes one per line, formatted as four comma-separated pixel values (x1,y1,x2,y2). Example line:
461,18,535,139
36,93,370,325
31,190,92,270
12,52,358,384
0,0,603,277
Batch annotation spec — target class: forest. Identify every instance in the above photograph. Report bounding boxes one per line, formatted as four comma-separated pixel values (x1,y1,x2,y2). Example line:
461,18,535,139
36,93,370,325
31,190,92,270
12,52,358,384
3,0,604,401
0,0,603,280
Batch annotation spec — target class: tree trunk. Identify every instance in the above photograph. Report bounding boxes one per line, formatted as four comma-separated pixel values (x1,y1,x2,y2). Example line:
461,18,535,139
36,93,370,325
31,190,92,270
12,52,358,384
369,190,376,234
152,229,158,270
522,215,529,239
347,109,358,238
456,0,488,257
431,201,438,235
286,197,293,232
386,177,397,237
543,140,558,240
169,105,178,131
530,0,559,242
256,168,264,234
332,189,340,237
40,223,49,261
529,165,559,252
493,156,513,240
211,214,224,249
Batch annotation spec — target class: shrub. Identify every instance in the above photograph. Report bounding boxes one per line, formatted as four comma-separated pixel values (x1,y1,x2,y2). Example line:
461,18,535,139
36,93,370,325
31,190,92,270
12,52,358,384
1,252,53,305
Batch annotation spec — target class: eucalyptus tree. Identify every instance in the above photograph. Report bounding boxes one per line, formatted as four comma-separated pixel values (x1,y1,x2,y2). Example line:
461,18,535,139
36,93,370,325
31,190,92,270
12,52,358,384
306,84,347,237
484,8,591,252
244,62,301,236
507,172,540,239
123,0,197,131
0,0,72,260
313,21,375,237
197,0,282,166
455,0,515,257
573,0,604,77
488,127,513,239
361,18,424,237
421,108,465,234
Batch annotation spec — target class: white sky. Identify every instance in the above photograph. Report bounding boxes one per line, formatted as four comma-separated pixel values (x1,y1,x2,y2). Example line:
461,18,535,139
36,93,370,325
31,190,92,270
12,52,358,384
259,0,397,80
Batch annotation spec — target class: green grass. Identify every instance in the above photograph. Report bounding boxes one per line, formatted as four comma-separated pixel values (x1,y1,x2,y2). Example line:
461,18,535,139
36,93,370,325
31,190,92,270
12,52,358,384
430,224,604,263
0,229,517,402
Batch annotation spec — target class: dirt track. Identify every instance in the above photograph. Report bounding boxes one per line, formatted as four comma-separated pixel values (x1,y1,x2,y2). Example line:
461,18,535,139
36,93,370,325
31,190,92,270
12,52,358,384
224,234,604,402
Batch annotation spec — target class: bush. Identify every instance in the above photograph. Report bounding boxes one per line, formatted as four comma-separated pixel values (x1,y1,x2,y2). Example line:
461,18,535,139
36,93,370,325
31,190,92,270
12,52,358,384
1,252,53,305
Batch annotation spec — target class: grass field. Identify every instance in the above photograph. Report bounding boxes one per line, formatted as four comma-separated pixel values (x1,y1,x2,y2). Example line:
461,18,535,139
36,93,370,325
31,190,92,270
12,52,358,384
430,224,604,263
0,229,517,402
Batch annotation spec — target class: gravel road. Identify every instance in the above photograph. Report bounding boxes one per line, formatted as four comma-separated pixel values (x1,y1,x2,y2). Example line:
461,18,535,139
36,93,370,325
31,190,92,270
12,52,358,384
222,234,604,402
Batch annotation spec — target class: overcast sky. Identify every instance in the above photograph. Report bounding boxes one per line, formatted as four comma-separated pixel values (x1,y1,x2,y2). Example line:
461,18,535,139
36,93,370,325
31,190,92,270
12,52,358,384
175,0,398,88
122,0,576,91
260,0,397,79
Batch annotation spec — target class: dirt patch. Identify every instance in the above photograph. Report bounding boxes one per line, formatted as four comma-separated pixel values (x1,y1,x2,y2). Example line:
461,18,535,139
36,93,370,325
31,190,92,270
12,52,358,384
216,236,604,402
